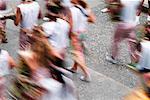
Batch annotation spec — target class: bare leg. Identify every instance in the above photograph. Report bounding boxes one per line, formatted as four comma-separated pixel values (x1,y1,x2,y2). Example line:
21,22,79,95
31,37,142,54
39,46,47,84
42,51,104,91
72,51,90,78
71,62,78,72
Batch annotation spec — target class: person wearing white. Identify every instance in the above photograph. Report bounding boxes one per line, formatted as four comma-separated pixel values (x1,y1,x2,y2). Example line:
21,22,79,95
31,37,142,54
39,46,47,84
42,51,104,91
0,31,16,99
70,5,82,33
106,0,141,64
14,0,41,50
69,0,92,82
16,1,40,30
137,40,150,70
120,0,141,25
41,18,70,55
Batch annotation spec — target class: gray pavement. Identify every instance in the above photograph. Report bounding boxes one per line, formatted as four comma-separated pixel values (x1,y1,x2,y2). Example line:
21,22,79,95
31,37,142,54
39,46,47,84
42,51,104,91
0,0,147,100
73,69,131,100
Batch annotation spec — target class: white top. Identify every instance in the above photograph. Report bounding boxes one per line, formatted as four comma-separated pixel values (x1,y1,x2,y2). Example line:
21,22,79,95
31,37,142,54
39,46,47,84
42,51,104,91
120,0,140,24
70,5,82,33
17,1,40,30
0,50,10,76
41,21,56,37
137,41,150,70
32,66,63,100
76,5,88,33
40,78,63,100
55,18,70,49
62,0,72,7
41,18,70,50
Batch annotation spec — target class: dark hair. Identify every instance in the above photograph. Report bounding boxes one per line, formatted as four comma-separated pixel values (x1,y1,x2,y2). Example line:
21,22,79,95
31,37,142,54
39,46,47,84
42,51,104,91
145,23,150,41
136,41,142,52
45,5,60,21
46,3,71,22
78,0,88,8
145,33,150,41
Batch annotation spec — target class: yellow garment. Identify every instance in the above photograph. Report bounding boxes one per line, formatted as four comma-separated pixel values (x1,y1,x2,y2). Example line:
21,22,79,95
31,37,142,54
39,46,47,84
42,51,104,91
124,89,150,100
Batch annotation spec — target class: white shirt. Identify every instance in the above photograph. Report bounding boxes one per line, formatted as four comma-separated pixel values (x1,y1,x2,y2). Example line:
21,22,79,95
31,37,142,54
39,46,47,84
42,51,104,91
0,50,10,76
41,18,70,50
120,0,140,24
77,5,88,33
55,18,70,49
70,5,82,33
137,41,150,70
41,21,56,37
18,1,40,30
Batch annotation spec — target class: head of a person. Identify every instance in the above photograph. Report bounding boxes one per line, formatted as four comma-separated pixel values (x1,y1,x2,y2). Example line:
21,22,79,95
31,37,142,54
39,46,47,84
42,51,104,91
71,0,78,4
77,0,88,8
46,0,63,7
45,12,58,21
46,1,63,21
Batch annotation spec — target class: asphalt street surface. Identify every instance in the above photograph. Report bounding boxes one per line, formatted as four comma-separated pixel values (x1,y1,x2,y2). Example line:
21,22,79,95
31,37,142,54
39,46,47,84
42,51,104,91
1,0,149,100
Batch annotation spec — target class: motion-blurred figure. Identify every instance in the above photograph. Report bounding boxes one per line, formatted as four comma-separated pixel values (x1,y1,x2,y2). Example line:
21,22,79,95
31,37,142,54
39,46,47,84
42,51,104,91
69,0,95,82
106,0,141,65
10,27,77,100
124,25,150,100
42,0,71,59
42,2,78,99
14,0,42,50
0,28,16,99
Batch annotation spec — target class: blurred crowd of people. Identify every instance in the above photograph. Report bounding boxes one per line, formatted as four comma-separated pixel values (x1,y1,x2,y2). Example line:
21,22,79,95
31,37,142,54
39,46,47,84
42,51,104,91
1,0,150,99
0,0,95,99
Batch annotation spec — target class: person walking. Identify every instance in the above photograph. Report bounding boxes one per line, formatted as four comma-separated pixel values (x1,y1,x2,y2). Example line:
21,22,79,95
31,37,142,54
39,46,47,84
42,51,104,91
106,0,141,64
0,28,16,99
69,0,95,82
14,0,42,50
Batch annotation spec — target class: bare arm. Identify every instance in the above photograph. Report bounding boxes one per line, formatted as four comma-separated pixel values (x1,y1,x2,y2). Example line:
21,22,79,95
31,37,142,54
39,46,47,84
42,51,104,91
8,55,16,69
14,7,22,26
87,8,96,23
